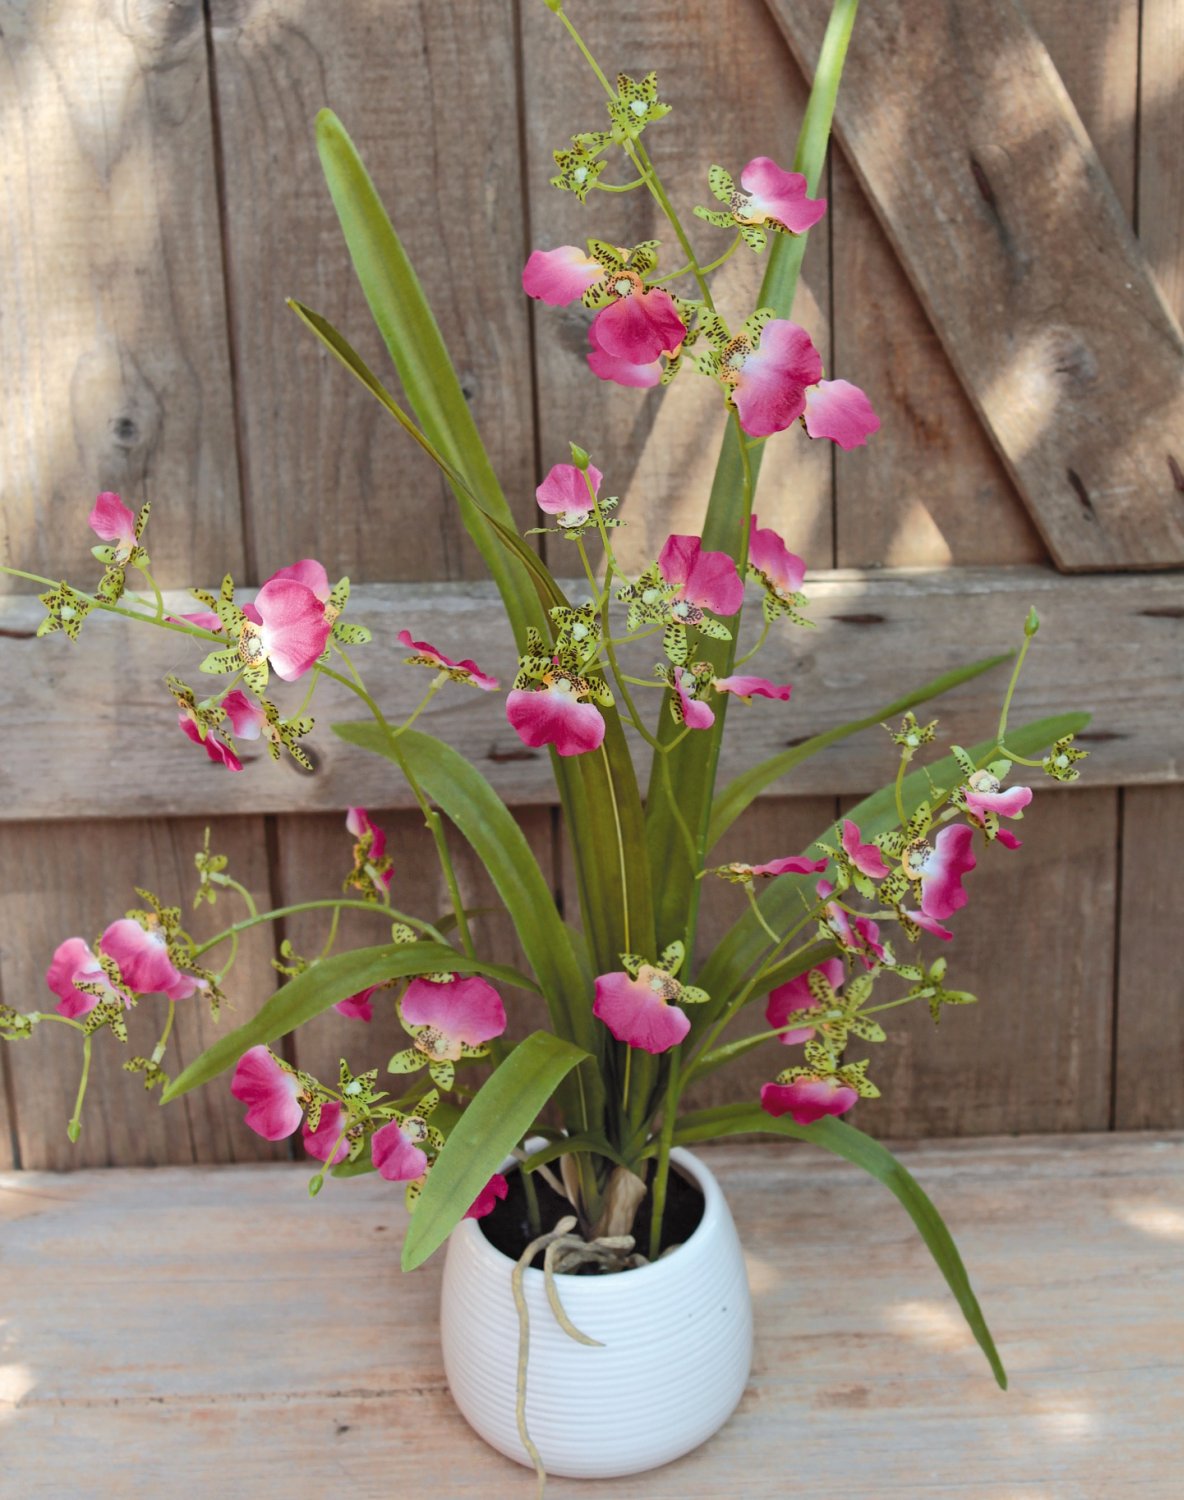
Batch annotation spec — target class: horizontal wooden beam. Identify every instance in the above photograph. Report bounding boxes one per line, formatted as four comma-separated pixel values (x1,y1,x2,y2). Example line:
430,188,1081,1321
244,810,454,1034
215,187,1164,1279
1,567,1178,821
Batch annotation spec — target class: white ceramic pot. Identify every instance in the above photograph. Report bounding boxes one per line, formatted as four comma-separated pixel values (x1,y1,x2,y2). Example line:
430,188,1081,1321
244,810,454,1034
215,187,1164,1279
440,1145,753,1479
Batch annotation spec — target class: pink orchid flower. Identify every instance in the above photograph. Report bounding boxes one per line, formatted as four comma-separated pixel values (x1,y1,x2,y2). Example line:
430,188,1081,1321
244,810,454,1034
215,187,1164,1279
672,666,715,730
100,917,196,999
751,855,829,878
243,570,332,681
760,1075,858,1126
334,984,379,1022
593,968,691,1055
266,559,331,602
817,878,887,971
397,630,499,691
904,908,954,941
748,516,806,598
841,819,889,880
995,828,1023,851
88,492,138,559
765,957,846,1045
658,534,744,618
712,673,792,702
906,824,978,921
371,1118,430,1183
177,712,243,772
522,245,604,306
506,674,605,756
346,807,393,895
731,157,827,234
401,975,507,1059
231,1045,304,1141
221,689,266,740
536,462,603,529
588,277,686,367
961,770,1033,825
46,937,121,1019
465,1173,510,1220
169,609,223,631
803,379,880,450
587,319,662,388
302,1100,350,1166
722,320,822,438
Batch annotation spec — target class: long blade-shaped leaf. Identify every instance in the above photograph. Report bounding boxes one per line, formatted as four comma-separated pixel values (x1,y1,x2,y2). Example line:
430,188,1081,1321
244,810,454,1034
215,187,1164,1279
668,1104,1006,1388
708,651,1012,849
402,1031,590,1270
162,943,504,1102
646,0,862,953
697,711,1090,1014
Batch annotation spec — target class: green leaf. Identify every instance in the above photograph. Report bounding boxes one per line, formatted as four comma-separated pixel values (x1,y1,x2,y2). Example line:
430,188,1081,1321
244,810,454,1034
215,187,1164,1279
519,1131,630,1174
708,652,1012,850
402,1032,590,1270
161,942,509,1103
697,712,1091,1018
668,1104,1006,1389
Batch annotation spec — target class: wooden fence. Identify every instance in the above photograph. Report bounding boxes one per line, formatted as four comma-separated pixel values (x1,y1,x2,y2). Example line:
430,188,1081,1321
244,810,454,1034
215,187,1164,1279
1,0,1181,1170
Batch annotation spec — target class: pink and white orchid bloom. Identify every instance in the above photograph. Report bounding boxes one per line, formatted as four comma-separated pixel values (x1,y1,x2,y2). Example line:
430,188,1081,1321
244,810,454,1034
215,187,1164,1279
803,379,880,450
240,570,332,681
397,630,499,691
371,1118,430,1183
302,1100,350,1166
593,969,691,1055
760,1075,858,1126
231,1045,303,1141
100,918,196,1000
765,957,846,1045
346,806,393,896
905,824,978,921
506,675,605,756
672,666,715,730
712,673,792,702
588,278,686,367
221,689,266,740
178,712,243,772
587,319,662,388
748,515,806,598
400,975,507,1060
721,320,822,438
751,855,829,878
522,245,603,306
536,462,603,530
817,878,887,971
658,534,744,618
465,1173,510,1220
46,937,120,1019
88,492,138,559
961,770,1033,825
732,157,827,234
841,819,889,881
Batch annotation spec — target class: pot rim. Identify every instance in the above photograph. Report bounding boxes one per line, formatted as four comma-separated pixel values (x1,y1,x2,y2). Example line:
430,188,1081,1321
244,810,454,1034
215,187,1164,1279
451,1142,725,1287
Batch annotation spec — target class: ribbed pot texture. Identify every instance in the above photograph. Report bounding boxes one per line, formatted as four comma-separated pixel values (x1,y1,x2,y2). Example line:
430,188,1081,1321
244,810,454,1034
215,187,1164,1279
440,1145,753,1479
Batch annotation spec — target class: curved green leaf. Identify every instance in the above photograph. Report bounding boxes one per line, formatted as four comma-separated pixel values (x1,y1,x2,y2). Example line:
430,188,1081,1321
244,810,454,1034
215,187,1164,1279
708,651,1012,849
519,1132,630,1174
668,1103,1006,1389
162,942,507,1103
402,1031,590,1270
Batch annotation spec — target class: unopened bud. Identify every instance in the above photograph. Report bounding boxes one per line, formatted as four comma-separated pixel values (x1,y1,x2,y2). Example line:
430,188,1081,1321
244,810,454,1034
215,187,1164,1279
1024,606,1040,637
569,442,591,470
308,1173,325,1198
543,0,564,11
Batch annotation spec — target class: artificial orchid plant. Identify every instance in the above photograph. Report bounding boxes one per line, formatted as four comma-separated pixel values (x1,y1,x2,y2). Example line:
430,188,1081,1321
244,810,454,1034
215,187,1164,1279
1,0,1088,1392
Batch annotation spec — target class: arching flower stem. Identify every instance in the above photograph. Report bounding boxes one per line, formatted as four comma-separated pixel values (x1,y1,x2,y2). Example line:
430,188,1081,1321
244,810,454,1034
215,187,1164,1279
592,176,646,193
732,620,771,670
191,899,449,962
150,1000,176,1068
0,564,223,642
67,1035,93,1143
649,232,742,286
599,742,631,956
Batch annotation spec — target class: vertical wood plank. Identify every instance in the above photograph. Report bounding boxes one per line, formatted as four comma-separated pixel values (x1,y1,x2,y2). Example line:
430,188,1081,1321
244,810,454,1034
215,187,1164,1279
1140,0,1184,311
0,817,284,1170
521,0,834,574
0,1042,16,1169
865,789,1119,1137
0,0,244,590
1114,788,1184,1128
207,0,537,583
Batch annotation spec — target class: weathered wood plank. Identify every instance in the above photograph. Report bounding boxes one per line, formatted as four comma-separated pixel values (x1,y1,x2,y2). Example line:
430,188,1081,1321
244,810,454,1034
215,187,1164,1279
0,0,244,591
2,1135,1181,1494
206,0,537,582
861,788,1119,1137
769,0,1184,572
1114,786,1184,1130
0,817,285,1170
1,567,1176,820
0,1046,15,1170
521,0,834,573
1140,0,1184,319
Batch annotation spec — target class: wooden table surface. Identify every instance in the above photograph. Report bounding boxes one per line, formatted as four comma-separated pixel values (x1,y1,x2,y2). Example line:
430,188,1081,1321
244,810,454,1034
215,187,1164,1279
2,1135,1181,1498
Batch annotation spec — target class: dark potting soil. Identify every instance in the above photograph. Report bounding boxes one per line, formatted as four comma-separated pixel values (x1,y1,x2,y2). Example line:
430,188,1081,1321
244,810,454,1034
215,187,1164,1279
479,1161,705,1272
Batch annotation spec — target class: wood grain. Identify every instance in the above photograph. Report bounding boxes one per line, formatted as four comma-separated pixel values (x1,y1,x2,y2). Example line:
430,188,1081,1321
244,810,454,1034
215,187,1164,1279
2,1135,1181,1495
0,817,286,1171
1114,787,1184,1130
769,0,1184,572
206,0,537,583
1140,0,1184,317
520,0,834,574
1,568,1175,820
0,0,244,592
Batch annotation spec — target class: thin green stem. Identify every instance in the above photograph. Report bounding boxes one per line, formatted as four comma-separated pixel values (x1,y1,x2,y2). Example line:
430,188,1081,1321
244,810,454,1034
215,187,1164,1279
192,899,445,960
290,666,322,721
648,1050,682,1258
599,742,631,954
218,875,259,921
67,1036,93,1143
133,562,166,620
0,565,222,642
318,903,343,961
391,674,448,738
594,176,645,193
894,752,909,827
996,633,1033,742
999,748,1045,768
621,1046,632,1116
150,1001,176,1066
733,620,770,670
651,233,742,285
745,883,782,945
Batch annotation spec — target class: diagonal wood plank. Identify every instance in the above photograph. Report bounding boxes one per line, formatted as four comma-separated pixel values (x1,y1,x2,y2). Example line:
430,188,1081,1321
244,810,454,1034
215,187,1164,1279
768,0,1184,572
1,568,1178,819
